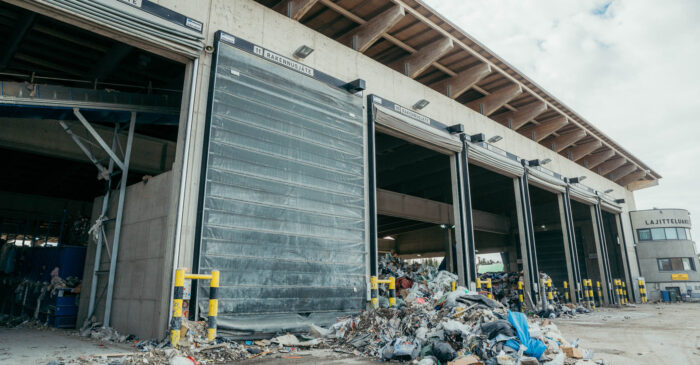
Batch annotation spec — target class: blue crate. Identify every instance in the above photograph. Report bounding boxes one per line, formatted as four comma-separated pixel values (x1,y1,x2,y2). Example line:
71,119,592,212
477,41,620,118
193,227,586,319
52,315,77,329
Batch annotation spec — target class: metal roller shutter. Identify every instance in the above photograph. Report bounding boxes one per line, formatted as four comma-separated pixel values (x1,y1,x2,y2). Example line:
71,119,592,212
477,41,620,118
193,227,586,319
195,35,366,334
600,197,623,213
569,184,598,205
527,166,566,193
467,142,524,177
373,105,462,154
15,0,204,58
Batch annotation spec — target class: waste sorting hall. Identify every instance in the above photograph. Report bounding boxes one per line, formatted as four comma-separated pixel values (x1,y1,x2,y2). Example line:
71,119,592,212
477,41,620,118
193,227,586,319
0,0,666,339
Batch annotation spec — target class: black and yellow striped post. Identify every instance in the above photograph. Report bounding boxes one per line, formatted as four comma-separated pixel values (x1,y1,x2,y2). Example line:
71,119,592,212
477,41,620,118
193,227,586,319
589,280,596,309
170,268,186,347
207,270,219,340
563,281,570,303
370,276,379,309
517,280,524,311
546,279,553,302
171,269,221,347
638,278,647,303
387,277,396,307
622,281,628,305
596,281,602,307
451,281,457,292
614,279,621,305
476,278,482,293
582,279,590,308
485,278,493,300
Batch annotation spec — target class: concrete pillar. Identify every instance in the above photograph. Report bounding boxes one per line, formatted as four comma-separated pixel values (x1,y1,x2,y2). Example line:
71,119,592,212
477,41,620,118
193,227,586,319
558,194,577,303
590,205,611,304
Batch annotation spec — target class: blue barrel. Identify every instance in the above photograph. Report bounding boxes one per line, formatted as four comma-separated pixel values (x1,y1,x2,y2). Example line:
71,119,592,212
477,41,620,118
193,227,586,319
660,290,670,302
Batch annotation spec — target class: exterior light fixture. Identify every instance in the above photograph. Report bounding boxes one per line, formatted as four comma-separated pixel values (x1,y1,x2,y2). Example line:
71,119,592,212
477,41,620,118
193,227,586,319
440,224,447,229
447,124,464,134
540,158,551,165
469,133,485,143
383,236,395,240
293,45,314,59
488,135,502,143
615,199,625,204
343,79,366,93
604,189,614,194
413,99,430,110
568,176,586,184
527,159,541,167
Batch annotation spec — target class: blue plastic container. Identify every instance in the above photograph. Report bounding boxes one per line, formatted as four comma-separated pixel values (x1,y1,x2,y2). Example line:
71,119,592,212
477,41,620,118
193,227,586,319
660,290,670,302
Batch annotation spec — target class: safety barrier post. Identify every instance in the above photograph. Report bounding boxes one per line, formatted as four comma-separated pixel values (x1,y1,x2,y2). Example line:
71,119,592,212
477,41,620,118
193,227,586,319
517,280,524,311
596,281,602,307
590,280,596,309
171,269,220,347
638,278,647,303
370,276,379,309
546,279,553,302
170,269,185,347
563,281,570,303
388,277,396,307
622,281,628,305
614,279,621,305
451,281,457,292
476,278,482,292
486,278,493,299
207,270,219,340
582,279,590,308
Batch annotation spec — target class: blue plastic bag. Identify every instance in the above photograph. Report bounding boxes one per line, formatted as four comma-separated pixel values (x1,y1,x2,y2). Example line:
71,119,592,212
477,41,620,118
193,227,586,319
504,310,547,358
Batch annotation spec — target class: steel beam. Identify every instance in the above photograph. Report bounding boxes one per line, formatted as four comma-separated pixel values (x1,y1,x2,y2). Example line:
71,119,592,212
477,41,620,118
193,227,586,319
74,108,125,170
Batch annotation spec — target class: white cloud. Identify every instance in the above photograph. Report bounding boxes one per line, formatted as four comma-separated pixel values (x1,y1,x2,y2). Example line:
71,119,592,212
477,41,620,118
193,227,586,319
425,0,700,241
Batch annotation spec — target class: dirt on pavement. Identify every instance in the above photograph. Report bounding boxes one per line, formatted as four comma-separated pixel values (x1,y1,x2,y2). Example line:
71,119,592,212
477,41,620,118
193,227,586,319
553,303,700,365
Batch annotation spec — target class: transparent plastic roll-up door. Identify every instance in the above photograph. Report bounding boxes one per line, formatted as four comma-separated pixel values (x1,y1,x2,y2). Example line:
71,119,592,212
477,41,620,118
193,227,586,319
196,38,366,334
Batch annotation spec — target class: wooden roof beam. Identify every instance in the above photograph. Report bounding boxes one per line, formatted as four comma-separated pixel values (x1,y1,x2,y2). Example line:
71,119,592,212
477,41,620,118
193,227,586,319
550,130,586,152
466,84,522,116
617,169,648,186
337,5,405,52
598,157,627,176
519,115,568,142
568,140,602,161
609,164,637,181
273,0,319,20
493,101,546,130
430,63,491,99
583,150,615,169
392,37,454,78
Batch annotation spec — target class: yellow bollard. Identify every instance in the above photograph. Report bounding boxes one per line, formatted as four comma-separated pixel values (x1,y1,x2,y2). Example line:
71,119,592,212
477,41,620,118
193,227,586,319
207,270,219,341
451,281,456,292
546,279,553,301
486,278,493,299
388,277,397,307
171,268,186,348
517,280,524,309
563,281,569,303
638,278,647,303
370,276,379,309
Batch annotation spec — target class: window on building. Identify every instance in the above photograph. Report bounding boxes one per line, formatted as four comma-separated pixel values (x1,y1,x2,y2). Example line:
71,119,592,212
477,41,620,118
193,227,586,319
677,228,687,240
687,228,693,241
658,257,696,271
651,228,666,240
665,227,678,240
638,229,651,241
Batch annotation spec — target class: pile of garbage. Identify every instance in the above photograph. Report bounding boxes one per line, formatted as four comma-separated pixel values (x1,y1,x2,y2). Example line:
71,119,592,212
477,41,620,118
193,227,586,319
317,254,599,364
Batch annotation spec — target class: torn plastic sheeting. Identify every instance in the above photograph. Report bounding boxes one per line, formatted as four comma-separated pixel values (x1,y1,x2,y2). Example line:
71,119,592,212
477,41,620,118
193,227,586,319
210,312,360,336
504,311,546,359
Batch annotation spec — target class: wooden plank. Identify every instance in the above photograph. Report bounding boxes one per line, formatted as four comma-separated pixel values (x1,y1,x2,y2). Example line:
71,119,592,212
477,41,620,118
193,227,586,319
550,130,586,152
429,63,491,98
584,150,615,169
609,164,637,182
493,101,547,130
391,37,454,78
569,140,602,161
337,6,406,52
598,157,627,176
519,115,568,142
273,0,319,20
466,84,522,116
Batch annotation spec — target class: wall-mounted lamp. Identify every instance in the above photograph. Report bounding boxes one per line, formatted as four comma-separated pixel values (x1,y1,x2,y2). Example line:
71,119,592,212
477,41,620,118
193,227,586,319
527,159,541,167
488,135,502,143
413,99,430,110
469,133,485,143
382,236,395,240
447,124,464,134
603,189,614,194
568,176,587,184
540,158,551,165
293,45,314,59
343,79,366,93
615,199,626,204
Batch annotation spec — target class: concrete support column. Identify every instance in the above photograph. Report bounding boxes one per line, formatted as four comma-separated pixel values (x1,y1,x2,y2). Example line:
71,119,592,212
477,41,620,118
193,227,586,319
590,205,611,304
558,194,577,303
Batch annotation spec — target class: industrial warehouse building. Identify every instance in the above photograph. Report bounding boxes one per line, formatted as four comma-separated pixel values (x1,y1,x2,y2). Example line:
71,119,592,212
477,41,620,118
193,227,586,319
630,209,700,301
0,0,665,339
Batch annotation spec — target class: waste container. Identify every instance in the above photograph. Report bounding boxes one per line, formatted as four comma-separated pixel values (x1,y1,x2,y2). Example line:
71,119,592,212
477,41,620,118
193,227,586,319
660,290,670,302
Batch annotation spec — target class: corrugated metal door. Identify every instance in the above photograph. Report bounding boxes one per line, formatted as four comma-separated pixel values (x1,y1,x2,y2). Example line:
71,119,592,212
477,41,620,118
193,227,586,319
195,35,366,334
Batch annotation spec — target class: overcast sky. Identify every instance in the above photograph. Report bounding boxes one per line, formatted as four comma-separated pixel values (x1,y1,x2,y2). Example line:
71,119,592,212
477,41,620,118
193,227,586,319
424,0,700,240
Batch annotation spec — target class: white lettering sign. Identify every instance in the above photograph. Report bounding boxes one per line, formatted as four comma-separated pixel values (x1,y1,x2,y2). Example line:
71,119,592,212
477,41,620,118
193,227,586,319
393,104,430,125
263,50,314,77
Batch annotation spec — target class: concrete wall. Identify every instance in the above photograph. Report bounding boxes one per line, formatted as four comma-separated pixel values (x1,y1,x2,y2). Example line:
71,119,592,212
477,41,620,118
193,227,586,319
154,0,641,274
78,171,174,339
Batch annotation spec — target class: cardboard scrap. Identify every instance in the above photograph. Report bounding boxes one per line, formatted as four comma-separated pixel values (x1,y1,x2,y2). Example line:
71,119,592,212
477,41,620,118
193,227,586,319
448,354,484,365
563,347,583,359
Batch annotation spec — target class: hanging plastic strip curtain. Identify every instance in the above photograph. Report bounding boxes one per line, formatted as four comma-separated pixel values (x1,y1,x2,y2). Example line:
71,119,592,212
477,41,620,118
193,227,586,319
196,39,366,333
